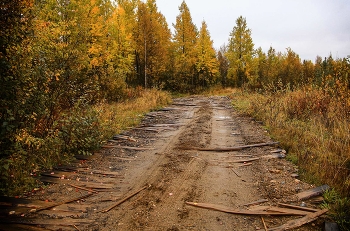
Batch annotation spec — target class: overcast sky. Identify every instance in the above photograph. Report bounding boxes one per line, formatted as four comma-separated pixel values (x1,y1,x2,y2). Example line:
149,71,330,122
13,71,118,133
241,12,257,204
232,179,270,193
156,0,350,62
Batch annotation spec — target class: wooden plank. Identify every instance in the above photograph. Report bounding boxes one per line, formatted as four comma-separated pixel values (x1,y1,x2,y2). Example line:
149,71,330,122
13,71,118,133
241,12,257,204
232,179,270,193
180,142,279,152
101,186,147,213
295,185,329,200
243,199,269,206
249,205,271,211
277,203,320,212
261,217,268,231
39,176,114,189
37,209,84,217
67,183,99,193
32,194,94,213
113,135,136,142
185,202,305,216
231,158,260,163
267,207,311,216
0,224,51,231
264,209,328,231
102,145,154,150
0,218,94,226
230,168,241,177
238,163,253,167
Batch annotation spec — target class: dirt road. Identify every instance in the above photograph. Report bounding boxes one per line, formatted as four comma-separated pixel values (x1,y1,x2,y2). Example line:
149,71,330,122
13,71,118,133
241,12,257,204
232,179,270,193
1,96,325,231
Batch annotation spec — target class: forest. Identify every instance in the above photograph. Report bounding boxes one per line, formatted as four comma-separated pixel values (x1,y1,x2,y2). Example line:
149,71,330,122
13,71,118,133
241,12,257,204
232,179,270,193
1,0,349,206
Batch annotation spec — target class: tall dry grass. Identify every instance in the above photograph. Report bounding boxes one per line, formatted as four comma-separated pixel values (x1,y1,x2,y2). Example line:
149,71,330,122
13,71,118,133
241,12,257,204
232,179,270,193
95,88,172,140
231,87,350,197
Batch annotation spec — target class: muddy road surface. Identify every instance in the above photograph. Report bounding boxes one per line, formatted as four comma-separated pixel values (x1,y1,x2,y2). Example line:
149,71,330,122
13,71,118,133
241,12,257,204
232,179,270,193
1,96,326,231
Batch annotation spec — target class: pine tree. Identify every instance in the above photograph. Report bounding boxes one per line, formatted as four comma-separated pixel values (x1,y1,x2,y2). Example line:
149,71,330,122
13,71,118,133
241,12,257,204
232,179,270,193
226,16,254,87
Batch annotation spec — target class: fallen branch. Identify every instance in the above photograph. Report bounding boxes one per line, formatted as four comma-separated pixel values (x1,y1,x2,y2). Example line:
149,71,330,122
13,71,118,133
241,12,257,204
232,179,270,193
101,186,147,213
267,207,311,216
264,209,328,231
242,199,268,206
231,157,260,163
238,163,253,167
261,217,268,231
230,168,241,177
277,202,320,213
185,202,305,216
102,145,154,151
179,142,279,152
113,135,137,142
32,193,93,213
67,183,99,194
132,127,160,133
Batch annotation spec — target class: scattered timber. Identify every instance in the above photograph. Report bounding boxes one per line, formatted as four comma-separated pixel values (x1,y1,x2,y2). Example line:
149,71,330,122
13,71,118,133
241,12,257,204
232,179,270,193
185,202,308,216
238,163,253,167
39,176,114,189
295,185,330,200
0,218,94,226
230,168,241,177
277,202,320,212
67,183,99,193
261,217,268,231
113,135,137,142
231,157,260,163
101,186,148,213
179,142,279,152
32,193,93,213
266,207,311,216
262,209,328,231
242,199,269,206
103,144,154,151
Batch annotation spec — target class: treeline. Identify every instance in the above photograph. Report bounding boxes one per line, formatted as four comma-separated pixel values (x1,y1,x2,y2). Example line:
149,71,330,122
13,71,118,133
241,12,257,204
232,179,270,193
1,0,349,195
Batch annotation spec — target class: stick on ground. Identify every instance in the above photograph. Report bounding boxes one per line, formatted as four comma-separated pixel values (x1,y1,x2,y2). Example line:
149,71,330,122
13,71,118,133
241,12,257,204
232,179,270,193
101,186,147,213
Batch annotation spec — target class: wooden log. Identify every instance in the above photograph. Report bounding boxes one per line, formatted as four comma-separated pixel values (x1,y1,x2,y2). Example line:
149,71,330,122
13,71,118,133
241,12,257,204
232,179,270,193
0,224,52,231
277,203,320,212
179,142,279,152
230,168,241,177
231,157,260,163
261,217,268,231
67,183,99,193
267,207,311,216
32,193,94,213
185,202,306,216
295,185,329,200
238,163,253,167
132,127,160,133
0,218,94,226
243,199,269,206
113,135,136,142
263,209,328,231
39,176,114,189
101,186,148,213
102,145,154,151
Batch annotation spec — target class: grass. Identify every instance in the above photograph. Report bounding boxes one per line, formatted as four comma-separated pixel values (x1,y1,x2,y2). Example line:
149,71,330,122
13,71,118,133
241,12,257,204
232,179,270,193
228,87,350,230
95,89,172,140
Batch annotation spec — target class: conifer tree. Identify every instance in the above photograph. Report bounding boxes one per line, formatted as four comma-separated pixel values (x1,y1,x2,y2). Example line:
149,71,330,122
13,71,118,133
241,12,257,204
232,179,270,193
226,16,255,87
217,44,229,87
195,21,219,87
134,0,171,88
172,0,198,91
